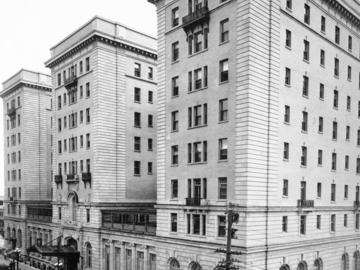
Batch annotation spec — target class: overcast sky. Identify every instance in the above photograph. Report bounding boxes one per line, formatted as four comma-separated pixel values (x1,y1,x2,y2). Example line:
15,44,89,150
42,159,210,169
0,0,157,194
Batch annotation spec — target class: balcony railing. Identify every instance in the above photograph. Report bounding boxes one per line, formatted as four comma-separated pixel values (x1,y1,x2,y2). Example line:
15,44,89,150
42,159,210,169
186,197,201,206
182,6,210,31
64,74,78,90
354,200,360,209
82,172,92,183
54,175,63,184
7,107,16,118
297,199,314,208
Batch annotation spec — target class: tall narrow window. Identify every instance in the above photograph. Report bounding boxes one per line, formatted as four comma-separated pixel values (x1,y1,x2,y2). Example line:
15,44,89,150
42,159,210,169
333,90,338,108
134,63,141,77
285,67,291,85
318,117,323,133
303,40,310,61
218,177,227,200
348,35,352,51
285,29,291,48
300,215,306,234
283,179,289,196
345,155,349,170
334,58,339,77
319,83,324,99
347,96,351,111
331,183,336,201
335,26,340,44
318,149,323,166
332,153,337,170
219,59,229,83
330,214,336,232
332,121,338,140
171,111,179,132
171,145,179,165
302,76,309,96
282,216,288,232
172,7,179,27
301,111,308,131
284,105,290,123
172,41,179,62
320,49,325,66
348,66,352,81
283,142,289,160
219,99,228,122
317,182,322,198
286,0,292,9
220,19,229,43
321,16,326,32
218,138,228,160
172,76,179,97
304,4,310,24
171,213,178,232
301,146,307,166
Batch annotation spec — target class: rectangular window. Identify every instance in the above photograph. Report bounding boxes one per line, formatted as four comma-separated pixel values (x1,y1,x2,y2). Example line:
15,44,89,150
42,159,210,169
194,31,203,53
134,63,141,77
318,149,323,166
57,73,61,86
148,114,153,128
85,57,90,71
332,153,337,171
344,185,348,199
356,214,359,230
134,112,141,128
188,103,207,127
321,16,326,32
332,121,337,140
345,214,348,227
172,41,179,62
58,207,62,220
347,96,351,111
316,215,321,229
147,162,153,174
86,82,90,98
318,117,323,133
172,76,179,97
148,138,153,151
320,49,325,66
171,213,178,232
335,26,340,44
282,216,288,232
334,58,339,77
188,141,207,163
348,66,352,81
219,99,228,122
301,111,308,131
285,29,291,48
284,105,290,123
134,137,141,152
331,183,336,201
172,7,179,27
317,182,322,198
218,216,226,237
148,91,153,103
218,177,227,200
219,59,229,82
348,35,353,51
286,0,292,9
218,138,228,160
301,146,307,166
86,108,90,123
300,215,306,234
220,19,229,43
285,67,291,85
134,87,141,103
357,158,360,174
333,90,338,108
302,76,309,96
330,214,336,232
134,161,141,176
304,4,310,24
303,40,310,61
283,179,289,196
171,111,179,132
171,179,178,199
283,142,289,160
171,145,179,165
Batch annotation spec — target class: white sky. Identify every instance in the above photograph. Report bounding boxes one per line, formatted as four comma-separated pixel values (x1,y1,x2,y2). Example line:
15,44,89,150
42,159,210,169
0,0,157,195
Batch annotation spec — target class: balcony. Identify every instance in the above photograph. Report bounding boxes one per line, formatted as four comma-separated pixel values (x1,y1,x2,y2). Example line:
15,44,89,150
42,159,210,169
54,175,63,184
182,6,209,31
354,200,360,209
186,197,201,206
66,174,79,183
82,172,92,183
7,107,16,118
64,74,78,90
297,199,314,208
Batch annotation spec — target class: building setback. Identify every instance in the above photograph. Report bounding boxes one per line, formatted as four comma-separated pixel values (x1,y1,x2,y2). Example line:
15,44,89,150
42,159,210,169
44,16,158,270
1,69,53,253
148,0,360,270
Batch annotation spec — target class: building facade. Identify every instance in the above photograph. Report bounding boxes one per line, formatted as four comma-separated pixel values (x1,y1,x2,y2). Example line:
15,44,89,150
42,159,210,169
44,16,158,270
148,0,360,270
0,69,53,255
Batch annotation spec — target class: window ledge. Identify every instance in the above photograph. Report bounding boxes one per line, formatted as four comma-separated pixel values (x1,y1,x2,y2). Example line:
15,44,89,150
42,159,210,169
188,124,208,130
219,40,229,46
219,80,229,86
283,159,289,162
171,60,179,65
300,165,307,168
320,64,325,68
303,59,310,64
218,120,229,124
171,95,179,99
188,162,208,166
188,86,208,94
189,49,208,59
171,164,179,167
284,83,291,88
133,174,141,177
218,159,228,163
285,45,291,50
283,121,290,125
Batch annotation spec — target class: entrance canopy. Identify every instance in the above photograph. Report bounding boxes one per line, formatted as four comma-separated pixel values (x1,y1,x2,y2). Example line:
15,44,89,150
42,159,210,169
27,245,80,258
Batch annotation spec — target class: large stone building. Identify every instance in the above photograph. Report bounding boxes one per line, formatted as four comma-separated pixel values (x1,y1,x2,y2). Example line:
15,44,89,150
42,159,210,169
44,16,158,270
148,0,360,270
0,70,53,253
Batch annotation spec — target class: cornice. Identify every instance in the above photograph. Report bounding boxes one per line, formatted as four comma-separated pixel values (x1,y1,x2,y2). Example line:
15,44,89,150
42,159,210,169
46,34,157,68
0,82,52,99
325,0,360,29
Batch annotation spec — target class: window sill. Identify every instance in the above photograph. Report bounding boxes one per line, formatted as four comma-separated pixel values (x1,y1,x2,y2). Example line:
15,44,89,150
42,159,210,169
219,40,229,46
188,86,208,94
300,165,307,168
148,149,153,152
301,130,308,134
317,164,323,167
320,64,325,68
218,159,228,163
170,198,178,201
219,80,229,86
188,124,208,130
282,195,288,199
134,126,141,129
148,173,153,175
334,75,339,79
302,94,309,99
285,45,291,50
188,162,207,166
283,159,289,162
318,131,323,135
189,49,208,58
283,121,290,125
284,83,291,88
319,97,324,101
171,95,179,99
133,174,141,177
303,59,309,64
218,120,229,124
171,60,179,65
285,7,292,12
171,164,179,167
134,101,141,104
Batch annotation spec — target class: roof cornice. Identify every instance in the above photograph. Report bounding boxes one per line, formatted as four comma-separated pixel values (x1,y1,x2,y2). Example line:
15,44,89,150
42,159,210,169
0,81,52,98
45,34,157,68
326,0,360,29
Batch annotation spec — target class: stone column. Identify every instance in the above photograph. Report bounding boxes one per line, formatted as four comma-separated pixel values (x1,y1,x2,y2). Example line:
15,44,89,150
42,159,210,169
110,240,115,270
132,244,136,270
121,242,126,270
144,246,149,270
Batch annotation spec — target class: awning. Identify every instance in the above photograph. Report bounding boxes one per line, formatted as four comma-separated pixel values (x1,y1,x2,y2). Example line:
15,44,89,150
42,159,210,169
27,245,80,258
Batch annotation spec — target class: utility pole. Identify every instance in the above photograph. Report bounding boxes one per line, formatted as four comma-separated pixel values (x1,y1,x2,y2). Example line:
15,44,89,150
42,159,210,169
215,208,241,270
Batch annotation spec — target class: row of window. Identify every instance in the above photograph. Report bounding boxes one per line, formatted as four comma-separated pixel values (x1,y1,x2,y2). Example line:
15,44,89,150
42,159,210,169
170,138,228,166
282,180,360,202
6,114,20,130
170,177,227,200
134,137,153,152
7,187,21,200
283,144,360,172
283,213,360,235
6,96,21,111
133,88,154,104
7,151,21,164
133,161,153,176
133,62,154,80
6,133,20,148
58,134,90,154
57,82,90,110
286,1,359,58
7,169,21,181
57,159,91,176
57,57,90,87
6,204,21,217
58,108,90,131
170,99,228,132
284,109,360,143
134,112,154,128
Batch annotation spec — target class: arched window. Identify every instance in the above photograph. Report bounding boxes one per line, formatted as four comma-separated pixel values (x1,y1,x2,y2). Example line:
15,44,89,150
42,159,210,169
354,251,360,270
297,261,307,270
342,253,349,270
169,258,180,270
314,258,323,270
190,262,202,270
17,229,22,248
68,192,78,222
85,242,92,268
280,264,290,270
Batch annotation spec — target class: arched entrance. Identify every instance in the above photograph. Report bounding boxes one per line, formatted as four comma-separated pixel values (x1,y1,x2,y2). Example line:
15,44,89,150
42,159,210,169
66,237,78,251
67,192,79,222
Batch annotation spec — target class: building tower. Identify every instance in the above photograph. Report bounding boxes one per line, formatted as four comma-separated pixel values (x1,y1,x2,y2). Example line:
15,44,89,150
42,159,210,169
45,16,158,270
148,0,360,270
1,69,52,253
